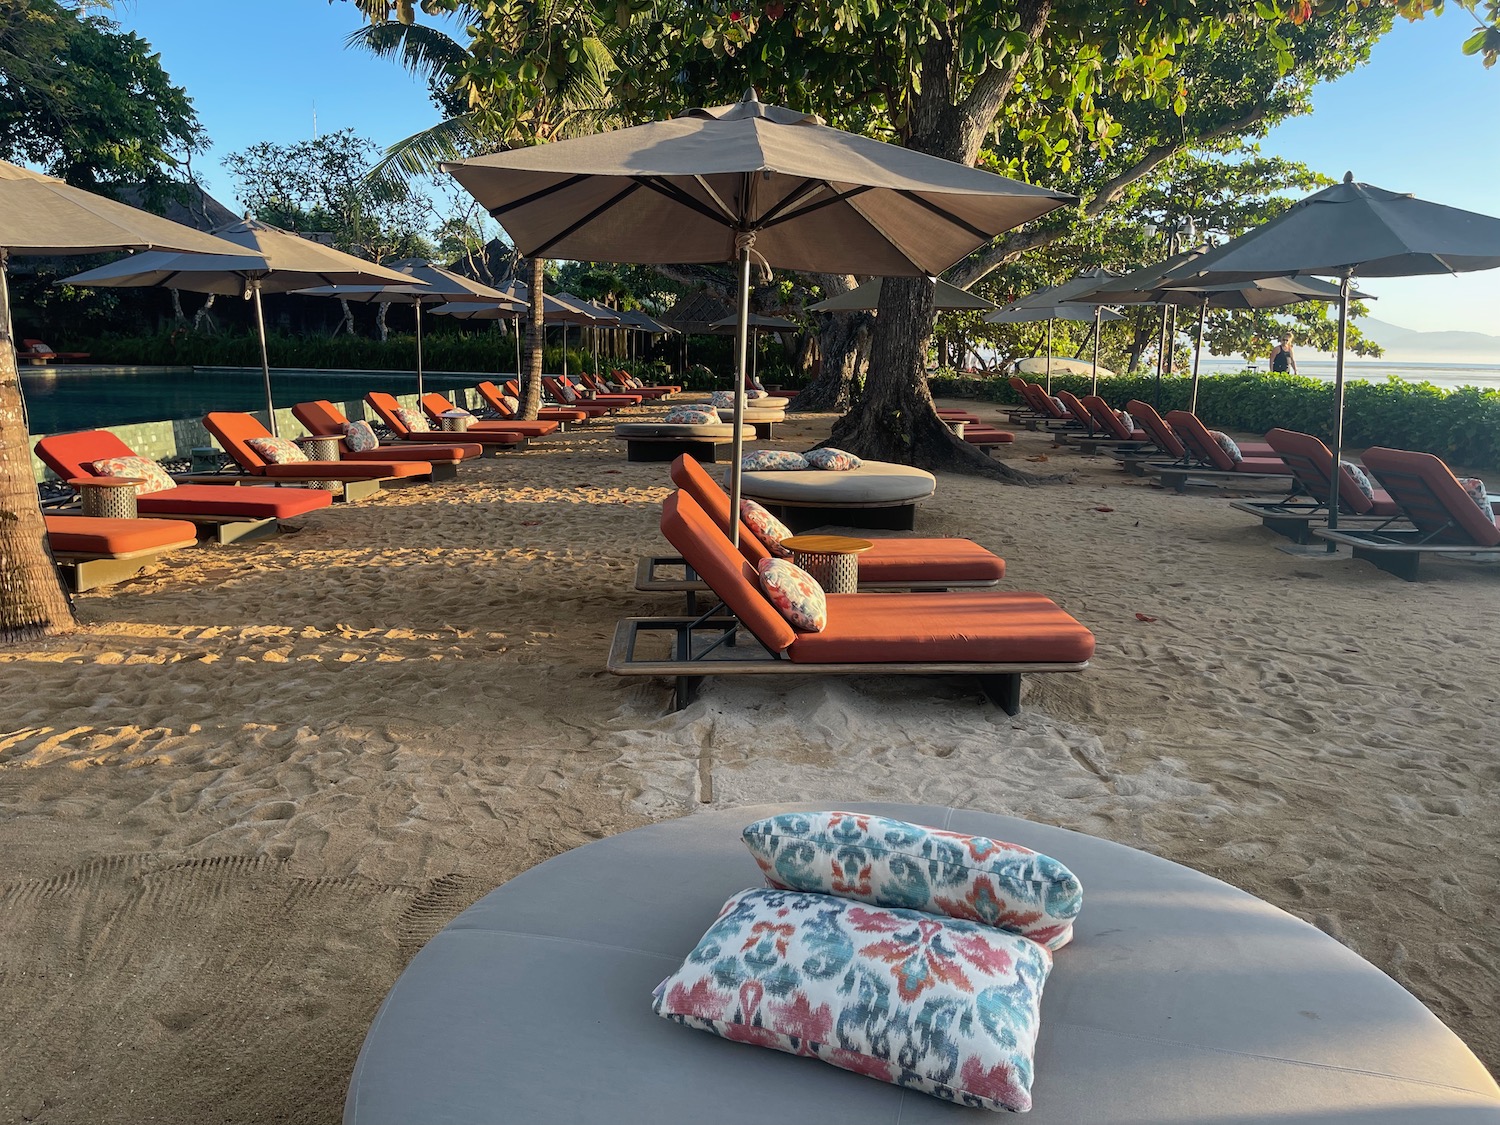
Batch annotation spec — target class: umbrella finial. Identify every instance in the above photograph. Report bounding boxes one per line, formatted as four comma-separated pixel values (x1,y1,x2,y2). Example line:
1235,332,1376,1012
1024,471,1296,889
742,88,760,104
1343,171,1354,183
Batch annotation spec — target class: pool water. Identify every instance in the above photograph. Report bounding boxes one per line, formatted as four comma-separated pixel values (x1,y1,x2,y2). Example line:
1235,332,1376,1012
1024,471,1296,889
19,366,503,435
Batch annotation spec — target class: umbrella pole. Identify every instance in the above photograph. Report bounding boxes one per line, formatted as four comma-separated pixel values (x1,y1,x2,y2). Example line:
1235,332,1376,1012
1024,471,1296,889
414,300,425,400
1045,319,1053,393
1190,297,1207,414
514,316,522,378
727,244,752,549
250,279,277,437
1327,275,1353,542
1091,307,1102,396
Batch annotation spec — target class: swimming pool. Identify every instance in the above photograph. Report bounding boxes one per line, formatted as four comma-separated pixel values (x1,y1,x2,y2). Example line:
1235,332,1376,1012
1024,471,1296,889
19,366,509,435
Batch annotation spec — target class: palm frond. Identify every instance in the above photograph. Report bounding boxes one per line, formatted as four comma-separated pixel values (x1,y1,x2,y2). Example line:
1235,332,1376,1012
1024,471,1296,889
365,115,487,191
344,21,468,83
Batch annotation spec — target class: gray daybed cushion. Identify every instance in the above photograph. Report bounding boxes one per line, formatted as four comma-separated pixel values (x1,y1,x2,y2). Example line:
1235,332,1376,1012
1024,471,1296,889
614,423,756,439
739,461,937,505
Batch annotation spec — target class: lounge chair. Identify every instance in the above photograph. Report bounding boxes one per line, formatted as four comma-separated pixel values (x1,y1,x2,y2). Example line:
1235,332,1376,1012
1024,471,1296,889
20,338,90,364
605,368,681,396
546,374,642,410
1149,410,1292,492
1234,428,1403,543
364,391,530,451
587,372,671,400
203,412,433,500
537,377,621,417
637,454,1008,606
1073,395,1151,454
609,489,1093,712
291,400,483,481
1313,446,1500,580
418,392,560,439
474,381,589,427
45,514,198,591
35,430,333,544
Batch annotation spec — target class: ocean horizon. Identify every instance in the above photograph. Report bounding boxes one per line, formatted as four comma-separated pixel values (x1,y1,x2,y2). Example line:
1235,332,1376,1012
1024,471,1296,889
1197,357,1500,390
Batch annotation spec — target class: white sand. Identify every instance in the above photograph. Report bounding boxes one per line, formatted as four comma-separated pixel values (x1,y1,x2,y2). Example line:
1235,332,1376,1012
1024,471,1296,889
1,399,1496,1123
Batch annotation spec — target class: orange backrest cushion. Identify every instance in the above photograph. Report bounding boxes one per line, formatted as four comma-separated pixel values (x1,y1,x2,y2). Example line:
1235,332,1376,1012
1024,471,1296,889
476,382,511,415
420,393,459,423
364,392,408,435
1081,396,1128,440
1165,410,1234,471
669,455,771,567
35,429,136,481
660,491,796,654
502,380,521,398
292,400,348,436
202,412,274,470
1126,400,1185,457
1057,390,1093,427
1361,447,1500,547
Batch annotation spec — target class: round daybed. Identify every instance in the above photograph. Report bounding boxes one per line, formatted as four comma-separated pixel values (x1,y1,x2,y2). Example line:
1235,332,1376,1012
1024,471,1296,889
688,399,788,439
614,422,757,463
343,802,1500,1125
739,460,936,530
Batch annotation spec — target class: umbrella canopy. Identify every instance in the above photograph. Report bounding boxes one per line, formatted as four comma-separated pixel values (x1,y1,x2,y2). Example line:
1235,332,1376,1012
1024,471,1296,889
61,219,413,434
1003,268,1121,310
0,160,253,258
808,277,995,312
292,261,523,397
1157,174,1500,529
444,89,1073,541
706,313,797,333
615,310,675,334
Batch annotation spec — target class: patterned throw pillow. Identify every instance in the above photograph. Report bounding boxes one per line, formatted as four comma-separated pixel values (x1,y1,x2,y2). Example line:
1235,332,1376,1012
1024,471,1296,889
663,407,719,425
804,447,862,471
246,435,310,465
709,390,741,409
1049,396,1067,415
742,811,1083,951
1340,460,1375,501
757,557,827,632
1207,429,1243,464
342,420,380,452
746,388,768,400
1458,477,1497,525
741,449,809,472
394,406,431,433
500,394,520,414
555,382,579,403
653,887,1052,1113
89,454,177,496
1116,410,1135,433
740,499,793,558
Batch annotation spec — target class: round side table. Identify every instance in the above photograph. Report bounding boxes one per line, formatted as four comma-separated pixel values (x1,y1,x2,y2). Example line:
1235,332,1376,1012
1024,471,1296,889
944,419,968,438
779,534,875,594
68,477,144,519
295,435,345,492
440,411,472,433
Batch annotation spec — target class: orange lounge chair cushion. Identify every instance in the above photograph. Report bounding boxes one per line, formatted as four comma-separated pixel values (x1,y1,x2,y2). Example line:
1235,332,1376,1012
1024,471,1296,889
421,393,559,437
1361,446,1500,547
342,445,479,464
788,591,1095,665
45,515,198,555
256,461,428,480
1263,428,1397,517
34,429,142,481
136,484,332,518
1126,400,1186,457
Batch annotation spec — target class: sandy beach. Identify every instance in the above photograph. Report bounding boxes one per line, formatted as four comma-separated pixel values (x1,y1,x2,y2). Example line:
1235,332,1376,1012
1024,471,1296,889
1,398,1497,1123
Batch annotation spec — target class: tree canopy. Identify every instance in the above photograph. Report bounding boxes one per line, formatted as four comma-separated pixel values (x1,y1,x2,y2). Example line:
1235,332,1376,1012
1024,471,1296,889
0,0,206,203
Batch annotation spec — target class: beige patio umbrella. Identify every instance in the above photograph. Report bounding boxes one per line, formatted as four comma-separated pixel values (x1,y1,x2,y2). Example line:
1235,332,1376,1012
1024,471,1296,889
293,260,523,398
0,160,264,639
808,277,996,312
444,89,1073,542
61,218,413,434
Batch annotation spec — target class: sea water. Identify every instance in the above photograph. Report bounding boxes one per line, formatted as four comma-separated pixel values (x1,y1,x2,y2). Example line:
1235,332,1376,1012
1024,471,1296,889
1198,358,1500,391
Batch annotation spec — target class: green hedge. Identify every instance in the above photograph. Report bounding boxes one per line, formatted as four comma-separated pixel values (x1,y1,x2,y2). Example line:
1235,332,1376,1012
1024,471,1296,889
929,369,1500,469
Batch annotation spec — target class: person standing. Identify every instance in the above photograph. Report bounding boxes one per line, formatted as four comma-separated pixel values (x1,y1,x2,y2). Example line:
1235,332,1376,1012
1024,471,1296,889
1270,332,1298,374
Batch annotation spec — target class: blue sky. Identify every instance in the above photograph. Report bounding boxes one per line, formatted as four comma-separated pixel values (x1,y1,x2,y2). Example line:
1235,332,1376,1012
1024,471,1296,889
113,0,1499,335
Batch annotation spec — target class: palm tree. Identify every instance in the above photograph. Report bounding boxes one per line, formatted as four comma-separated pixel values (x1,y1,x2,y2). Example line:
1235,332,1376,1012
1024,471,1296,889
348,2,619,420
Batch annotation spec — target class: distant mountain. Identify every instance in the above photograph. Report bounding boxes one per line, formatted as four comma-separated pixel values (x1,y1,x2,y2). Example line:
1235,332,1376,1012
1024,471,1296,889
1355,317,1500,361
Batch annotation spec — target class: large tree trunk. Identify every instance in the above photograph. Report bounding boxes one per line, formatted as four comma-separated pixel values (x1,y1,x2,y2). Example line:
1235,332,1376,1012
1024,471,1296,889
832,3,1057,483
520,257,546,421
793,311,870,413
828,277,1050,483
0,317,76,642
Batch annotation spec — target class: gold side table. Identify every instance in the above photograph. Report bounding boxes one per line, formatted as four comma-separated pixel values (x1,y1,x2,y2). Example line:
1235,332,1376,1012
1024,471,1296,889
295,434,345,491
779,534,875,594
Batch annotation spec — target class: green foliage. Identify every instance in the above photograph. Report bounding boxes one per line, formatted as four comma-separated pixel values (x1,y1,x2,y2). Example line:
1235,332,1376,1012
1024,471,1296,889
0,0,205,200
929,369,1500,468
224,130,436,261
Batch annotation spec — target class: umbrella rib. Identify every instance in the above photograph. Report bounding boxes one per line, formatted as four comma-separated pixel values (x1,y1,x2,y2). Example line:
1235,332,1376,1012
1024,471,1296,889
754,178,827,226
894,190,994,242
758,185,875,231
531,181,645,258
489,173,594,220
635,177,737,228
